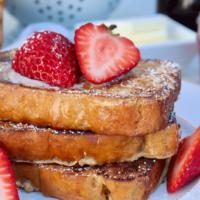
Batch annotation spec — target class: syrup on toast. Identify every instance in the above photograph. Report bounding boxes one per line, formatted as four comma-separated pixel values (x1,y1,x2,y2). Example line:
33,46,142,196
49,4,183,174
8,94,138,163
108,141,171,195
0,50,181,136
12,158,169,200
0,116,180,166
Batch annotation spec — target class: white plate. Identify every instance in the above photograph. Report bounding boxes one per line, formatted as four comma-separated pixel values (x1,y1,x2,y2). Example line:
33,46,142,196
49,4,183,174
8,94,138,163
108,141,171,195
17,115,199,200
18,80,200,200
149,116,198,200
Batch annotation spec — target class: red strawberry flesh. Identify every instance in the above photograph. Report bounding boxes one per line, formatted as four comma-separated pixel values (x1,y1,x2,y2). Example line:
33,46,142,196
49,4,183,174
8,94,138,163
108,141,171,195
75,23,140,84
0,148,19,200
167,126,200,193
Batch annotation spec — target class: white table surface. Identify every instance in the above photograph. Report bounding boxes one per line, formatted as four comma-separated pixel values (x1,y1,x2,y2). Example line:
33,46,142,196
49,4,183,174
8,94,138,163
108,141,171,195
182,53,200,85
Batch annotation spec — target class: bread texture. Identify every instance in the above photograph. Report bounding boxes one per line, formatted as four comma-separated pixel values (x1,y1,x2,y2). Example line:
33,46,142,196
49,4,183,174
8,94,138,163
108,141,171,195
0,117,180,166
12,158,169,200
0,50,181,136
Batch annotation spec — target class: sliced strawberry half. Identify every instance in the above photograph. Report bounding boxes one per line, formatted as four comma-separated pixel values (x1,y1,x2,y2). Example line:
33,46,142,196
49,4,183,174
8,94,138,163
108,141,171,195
0,148,19,200
167,126,200,193
75,23,140,84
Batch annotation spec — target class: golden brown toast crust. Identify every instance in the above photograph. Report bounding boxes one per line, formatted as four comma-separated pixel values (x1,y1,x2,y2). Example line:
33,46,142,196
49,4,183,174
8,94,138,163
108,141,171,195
12,158,169,200
0,118,180,166
0,51,181,136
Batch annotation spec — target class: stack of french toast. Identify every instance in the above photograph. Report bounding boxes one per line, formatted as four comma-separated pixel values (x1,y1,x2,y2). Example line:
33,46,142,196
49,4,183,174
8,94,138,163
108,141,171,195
0,24,182,200
0,23,181,200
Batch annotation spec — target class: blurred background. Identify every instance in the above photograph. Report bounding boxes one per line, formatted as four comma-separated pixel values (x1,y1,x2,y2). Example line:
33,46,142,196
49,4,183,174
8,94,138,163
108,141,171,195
2,0,158,47
0,0,199,83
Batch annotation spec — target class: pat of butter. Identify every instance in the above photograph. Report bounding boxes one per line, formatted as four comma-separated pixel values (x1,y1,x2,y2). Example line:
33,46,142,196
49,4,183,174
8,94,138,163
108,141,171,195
111,17,168,45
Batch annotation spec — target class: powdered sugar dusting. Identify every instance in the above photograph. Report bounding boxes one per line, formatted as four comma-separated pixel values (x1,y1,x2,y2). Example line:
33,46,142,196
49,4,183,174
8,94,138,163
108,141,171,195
0,57,181,99
38,157,157,180
0,121,90,135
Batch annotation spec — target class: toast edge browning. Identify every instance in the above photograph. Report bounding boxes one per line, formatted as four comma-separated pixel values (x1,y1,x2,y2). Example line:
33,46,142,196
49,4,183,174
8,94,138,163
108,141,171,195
0,78,180,136
0,119,180,166
12,158,170,200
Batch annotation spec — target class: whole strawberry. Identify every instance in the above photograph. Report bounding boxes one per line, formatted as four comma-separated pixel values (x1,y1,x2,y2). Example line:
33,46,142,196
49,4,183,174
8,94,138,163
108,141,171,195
12,31,79,88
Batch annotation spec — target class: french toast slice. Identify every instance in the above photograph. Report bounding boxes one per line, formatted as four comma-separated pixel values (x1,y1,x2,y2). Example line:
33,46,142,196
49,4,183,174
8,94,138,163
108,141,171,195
0,115,180,166
0,50,181,136
12,158,169,200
